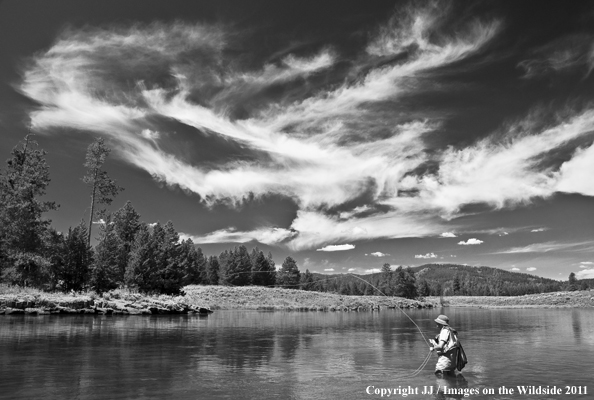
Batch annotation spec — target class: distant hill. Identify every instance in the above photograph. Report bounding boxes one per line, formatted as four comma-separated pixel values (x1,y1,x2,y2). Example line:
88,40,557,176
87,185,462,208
302,263,566,297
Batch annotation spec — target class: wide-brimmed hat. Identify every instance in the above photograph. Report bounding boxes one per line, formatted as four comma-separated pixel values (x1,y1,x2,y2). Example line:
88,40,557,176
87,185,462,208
434,315,450,325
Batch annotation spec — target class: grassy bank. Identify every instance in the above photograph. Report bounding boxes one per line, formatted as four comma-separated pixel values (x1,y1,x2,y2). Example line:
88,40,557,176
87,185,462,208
432,290,594,308
183,285,438,310
4,284,593,315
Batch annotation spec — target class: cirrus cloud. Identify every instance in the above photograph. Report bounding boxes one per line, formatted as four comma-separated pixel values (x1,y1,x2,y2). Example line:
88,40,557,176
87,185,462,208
18,2,594,253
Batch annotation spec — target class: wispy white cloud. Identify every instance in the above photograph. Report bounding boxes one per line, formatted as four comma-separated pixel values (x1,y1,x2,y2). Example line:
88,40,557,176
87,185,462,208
317,244,355,252
518,34,594,79
494,241,594,254
368,251,390,257
181,227,297,245
530,228,547,232
324,268,335,272
347,268,356,272
18,4,594,253
415,252,437,259
511,267,520,271
526,267,537,272
440,232,457,238
458,238,483,245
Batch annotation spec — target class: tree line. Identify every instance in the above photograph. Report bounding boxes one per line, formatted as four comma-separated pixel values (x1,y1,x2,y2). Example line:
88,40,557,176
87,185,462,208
0,135,317,295
2,135,585,298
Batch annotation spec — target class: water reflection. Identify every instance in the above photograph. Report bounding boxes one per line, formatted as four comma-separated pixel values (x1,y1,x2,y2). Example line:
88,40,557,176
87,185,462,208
571,309,581,343
1,308,593,400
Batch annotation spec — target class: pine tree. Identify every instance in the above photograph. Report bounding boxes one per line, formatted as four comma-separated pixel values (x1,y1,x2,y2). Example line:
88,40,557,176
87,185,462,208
380,263,393,296
276,256,300,288
83,138,123,245
196,247,207,283
300,269,314,291
453,273,461,295
224,245,252,286
126,223,156,291
207,255,220,285
568,272,578,291
154,221,184,294
179,238,200,285
218,250,231,284
252,250,276,286
112,201,140,250
0,135,58,286
91,221,124,294
60,221,93,291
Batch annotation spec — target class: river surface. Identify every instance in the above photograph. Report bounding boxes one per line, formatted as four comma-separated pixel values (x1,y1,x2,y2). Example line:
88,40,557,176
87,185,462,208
1,308,593,400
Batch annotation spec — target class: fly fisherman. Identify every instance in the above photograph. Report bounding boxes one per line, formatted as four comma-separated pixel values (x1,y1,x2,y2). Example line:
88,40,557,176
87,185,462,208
429,314,459,377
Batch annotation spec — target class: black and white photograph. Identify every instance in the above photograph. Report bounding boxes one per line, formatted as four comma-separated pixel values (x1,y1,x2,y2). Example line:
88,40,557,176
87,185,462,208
1,1,593,399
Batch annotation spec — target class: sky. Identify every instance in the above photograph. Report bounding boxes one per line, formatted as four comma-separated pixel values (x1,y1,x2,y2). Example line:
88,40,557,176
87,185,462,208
1,0,593,280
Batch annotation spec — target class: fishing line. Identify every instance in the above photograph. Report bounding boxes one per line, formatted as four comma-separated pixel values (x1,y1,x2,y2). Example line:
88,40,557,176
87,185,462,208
215,270,435,377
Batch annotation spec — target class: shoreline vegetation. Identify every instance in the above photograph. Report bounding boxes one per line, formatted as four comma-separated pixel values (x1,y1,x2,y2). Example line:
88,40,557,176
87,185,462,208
2,285,593,315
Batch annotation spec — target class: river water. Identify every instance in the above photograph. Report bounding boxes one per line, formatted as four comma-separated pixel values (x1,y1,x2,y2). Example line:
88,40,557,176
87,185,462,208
1,308,592,399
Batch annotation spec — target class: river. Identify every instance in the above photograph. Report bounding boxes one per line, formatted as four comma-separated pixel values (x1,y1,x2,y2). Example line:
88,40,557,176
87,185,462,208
1,308,592,399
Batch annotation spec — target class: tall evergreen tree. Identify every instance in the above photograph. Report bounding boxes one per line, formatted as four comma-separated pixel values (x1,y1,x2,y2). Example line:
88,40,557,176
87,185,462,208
380,263,393,296
179,238,199,285
568,272,578,291
83,137,123,245
91,221,124,294
154,221,185,294
126,223,156,291
207,255,220,285
224,245,252,286
276,256,300,288
60,221,93,291
218,250,231,284
0,135,57,286
300,269,314,291
251,250,276,286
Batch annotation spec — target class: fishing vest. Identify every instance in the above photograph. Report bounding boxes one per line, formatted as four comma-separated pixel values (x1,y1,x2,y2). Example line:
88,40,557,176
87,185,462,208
441,326,459,353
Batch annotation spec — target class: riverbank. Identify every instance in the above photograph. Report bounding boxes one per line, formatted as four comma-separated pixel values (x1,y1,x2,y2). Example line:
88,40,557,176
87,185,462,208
3,284,593,315
183,285,437,310
0,284,437,315
432,290,594,308
0,285,212,316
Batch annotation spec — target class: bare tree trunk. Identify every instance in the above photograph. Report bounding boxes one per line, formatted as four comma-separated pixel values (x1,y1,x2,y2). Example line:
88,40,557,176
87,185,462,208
87,169,98,246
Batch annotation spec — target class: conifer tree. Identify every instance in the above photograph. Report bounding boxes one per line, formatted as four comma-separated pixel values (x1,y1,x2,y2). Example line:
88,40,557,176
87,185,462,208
218,250,231,284
207,255,220,285
276,256,300,288
83,137,123,245
154,221,184,294
60,221,93,291
91,221,124,293
179,238,199,285
126,223,156,291
380,263,393,296
252,250,276,286
0,135,57,286
300,269,314,290
224,245,252,286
